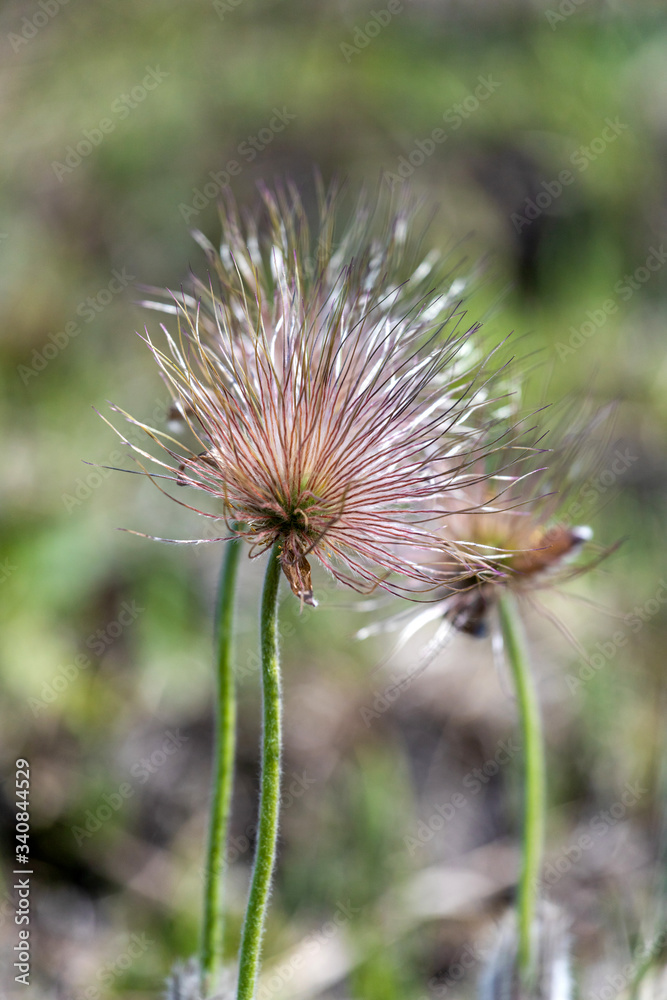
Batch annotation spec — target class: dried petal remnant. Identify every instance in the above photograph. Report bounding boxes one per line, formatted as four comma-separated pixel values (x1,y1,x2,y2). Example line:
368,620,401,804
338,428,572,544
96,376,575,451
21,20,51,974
281,555,315,606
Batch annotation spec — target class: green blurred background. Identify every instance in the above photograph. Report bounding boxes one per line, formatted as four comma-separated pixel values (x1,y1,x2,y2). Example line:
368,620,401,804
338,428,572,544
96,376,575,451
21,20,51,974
2,1,667,997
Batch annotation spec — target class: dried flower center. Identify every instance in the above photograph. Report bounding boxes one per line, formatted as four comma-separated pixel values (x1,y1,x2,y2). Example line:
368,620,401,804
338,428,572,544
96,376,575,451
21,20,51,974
270,482,326,534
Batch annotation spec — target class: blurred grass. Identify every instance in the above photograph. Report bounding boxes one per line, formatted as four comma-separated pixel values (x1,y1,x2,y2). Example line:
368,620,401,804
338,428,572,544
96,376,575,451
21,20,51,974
2,1,667,997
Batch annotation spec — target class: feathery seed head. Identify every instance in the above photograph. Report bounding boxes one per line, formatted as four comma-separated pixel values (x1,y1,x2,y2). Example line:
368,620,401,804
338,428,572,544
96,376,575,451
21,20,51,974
112,182,505,603
428,403,615,635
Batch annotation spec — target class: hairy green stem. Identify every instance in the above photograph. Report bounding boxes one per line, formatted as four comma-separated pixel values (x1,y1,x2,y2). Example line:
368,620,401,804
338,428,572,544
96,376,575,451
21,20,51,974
498,592,546,985
236,544,283,1000
201,537,242,997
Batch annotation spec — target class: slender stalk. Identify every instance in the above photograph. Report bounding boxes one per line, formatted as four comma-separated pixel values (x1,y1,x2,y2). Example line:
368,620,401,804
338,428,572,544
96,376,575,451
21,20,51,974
201,537,243,998
498,591,546,986
236,544,283,1000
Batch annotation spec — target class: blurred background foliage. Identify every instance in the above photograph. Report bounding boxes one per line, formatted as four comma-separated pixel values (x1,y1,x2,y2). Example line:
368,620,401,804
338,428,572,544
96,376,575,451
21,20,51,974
2,0,667,997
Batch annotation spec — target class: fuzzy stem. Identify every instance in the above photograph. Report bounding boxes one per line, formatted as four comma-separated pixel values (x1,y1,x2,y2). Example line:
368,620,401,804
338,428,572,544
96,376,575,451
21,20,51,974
236,544,283,1000
201,537,242,997
498,591,546,986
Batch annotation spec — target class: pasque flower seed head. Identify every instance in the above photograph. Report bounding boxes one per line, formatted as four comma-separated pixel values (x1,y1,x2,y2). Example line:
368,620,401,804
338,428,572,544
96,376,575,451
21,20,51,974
108,182,508,604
